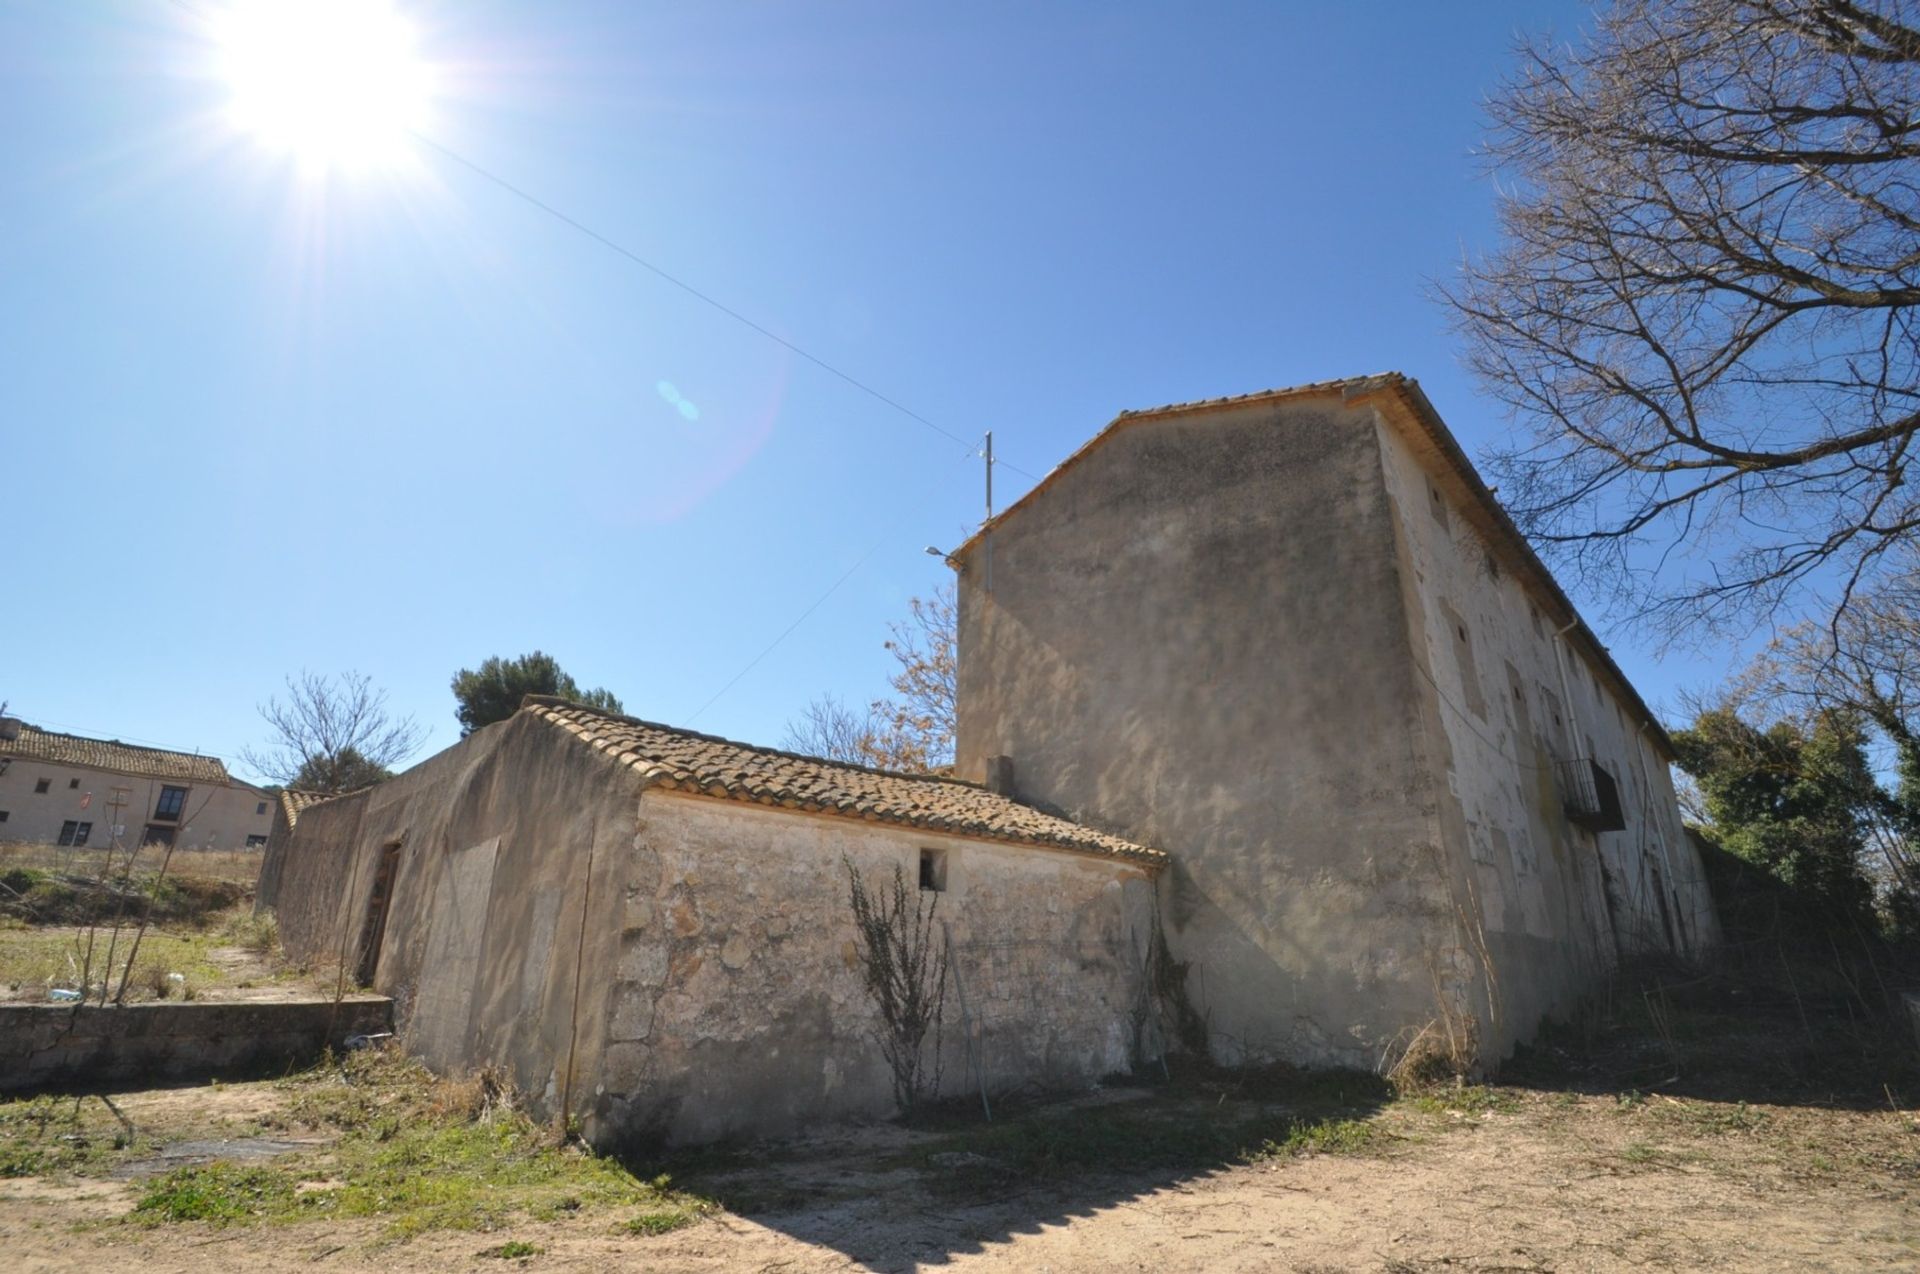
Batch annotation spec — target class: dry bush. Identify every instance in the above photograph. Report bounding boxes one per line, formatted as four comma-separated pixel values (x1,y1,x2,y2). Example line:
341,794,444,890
431,1066,514,1123
1387,1016,1478,1096
219,908,279,954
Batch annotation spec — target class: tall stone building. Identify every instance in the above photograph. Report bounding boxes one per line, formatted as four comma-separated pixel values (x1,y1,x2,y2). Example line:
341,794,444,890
952,373,1718,1071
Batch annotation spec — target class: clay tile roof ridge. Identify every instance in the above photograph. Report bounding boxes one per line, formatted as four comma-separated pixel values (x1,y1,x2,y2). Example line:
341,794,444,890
519,694,995,791
517,696,1165,864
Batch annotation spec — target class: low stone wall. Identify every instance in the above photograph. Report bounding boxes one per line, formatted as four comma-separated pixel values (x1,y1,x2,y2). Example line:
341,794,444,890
0,997,393,1093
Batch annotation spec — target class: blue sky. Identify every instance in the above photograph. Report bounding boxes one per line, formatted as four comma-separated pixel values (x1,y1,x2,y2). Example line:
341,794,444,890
0,1,1730,780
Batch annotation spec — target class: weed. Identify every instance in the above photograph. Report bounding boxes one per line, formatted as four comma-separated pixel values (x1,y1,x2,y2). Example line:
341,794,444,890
1399,1084,1519,1118
480,1240,541,1258
1621,1141,1660,1164
625,1210,695,1236
220,910,279,955
1254,1117,1384,1158
131,1051,716,1240
134,1163,297,1224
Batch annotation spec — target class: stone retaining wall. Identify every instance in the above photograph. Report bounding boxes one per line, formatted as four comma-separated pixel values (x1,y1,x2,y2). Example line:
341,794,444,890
0,997,393,1092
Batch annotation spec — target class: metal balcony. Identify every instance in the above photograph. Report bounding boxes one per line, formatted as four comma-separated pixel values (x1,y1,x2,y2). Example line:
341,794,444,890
1557,757,1626,833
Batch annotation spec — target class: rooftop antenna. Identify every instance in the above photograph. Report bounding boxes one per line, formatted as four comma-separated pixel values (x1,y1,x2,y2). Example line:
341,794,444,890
983,431,994,593
985,430,993,523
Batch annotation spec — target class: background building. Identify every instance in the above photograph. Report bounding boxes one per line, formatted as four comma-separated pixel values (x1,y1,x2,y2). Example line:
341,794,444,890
0,718,273,852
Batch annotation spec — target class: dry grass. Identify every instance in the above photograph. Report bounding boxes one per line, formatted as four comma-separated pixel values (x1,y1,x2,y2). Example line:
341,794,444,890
0,840,264,886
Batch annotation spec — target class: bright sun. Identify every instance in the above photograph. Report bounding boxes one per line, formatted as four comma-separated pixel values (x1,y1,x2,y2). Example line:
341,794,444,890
212,0,434,172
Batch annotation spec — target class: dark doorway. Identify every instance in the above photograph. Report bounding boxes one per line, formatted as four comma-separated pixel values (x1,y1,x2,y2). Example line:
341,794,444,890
356,839,403,988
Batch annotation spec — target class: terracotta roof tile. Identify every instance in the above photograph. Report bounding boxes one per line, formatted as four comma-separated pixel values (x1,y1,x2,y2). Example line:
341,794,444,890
522,698,1165,866
1,724,231,785
278,788,338,827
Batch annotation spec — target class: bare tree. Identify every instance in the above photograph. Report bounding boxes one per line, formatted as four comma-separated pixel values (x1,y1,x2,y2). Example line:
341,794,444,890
782,694,884,765
870,585,957,771
1444,0,1920,638
242,670,426,793
784,585,958,774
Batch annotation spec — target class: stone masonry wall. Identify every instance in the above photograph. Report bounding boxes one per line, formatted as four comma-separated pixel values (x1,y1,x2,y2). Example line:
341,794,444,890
589,791,1158,1148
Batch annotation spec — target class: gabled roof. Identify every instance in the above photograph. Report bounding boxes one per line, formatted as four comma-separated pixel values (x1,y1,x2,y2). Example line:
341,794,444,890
0,723,233,785
951,373,1676,760
522,698,1165,865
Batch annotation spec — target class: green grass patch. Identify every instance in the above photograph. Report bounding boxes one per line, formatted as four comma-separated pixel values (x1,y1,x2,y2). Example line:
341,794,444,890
0,925,232,1000
0,1094,150,1178
134,1163,297,1224
132,1050,715,1241
625,1210,696,1235
480,1240,541,1258
1397,1084,1520,1118
1253,1116,1385,1158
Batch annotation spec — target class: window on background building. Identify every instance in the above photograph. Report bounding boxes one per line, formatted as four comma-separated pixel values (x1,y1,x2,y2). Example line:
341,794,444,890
57,820,92,847
33,778,50,794
142,825,176,848
256,801,269,816
0,811,9,823
919,847,948,892
68,778,79,789
153,785,188,821
246,834,269,848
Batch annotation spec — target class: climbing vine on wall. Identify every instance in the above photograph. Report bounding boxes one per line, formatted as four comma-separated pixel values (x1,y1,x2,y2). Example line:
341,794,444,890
843,856,948,1116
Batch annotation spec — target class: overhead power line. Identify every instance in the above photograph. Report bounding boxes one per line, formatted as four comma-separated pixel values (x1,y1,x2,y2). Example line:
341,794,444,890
407,131,1041,481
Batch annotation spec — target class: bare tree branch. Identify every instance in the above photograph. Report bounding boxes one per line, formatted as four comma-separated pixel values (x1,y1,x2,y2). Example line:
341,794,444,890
1442,0,1920,638
241,670,425,792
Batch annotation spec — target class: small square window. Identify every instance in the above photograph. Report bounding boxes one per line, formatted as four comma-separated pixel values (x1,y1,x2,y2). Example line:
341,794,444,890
68,778,80,789
919,848,948,892
142,824,176,848
245,833,269,848
0,810,9,823
34,778,50,794
57,820,92,847
256,801,269,816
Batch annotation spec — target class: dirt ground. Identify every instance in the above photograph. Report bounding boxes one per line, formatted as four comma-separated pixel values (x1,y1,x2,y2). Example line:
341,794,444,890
4,1071,1915,1273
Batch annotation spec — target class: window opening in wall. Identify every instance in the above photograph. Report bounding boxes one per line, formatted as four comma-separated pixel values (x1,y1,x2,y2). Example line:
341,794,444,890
141,825,176,848
919,848,948,892
34,779,50,794
153,785,188,822
246,833,269,848
57,820,92,847
68,778,79,789
0,811,8,822
257,801,269,815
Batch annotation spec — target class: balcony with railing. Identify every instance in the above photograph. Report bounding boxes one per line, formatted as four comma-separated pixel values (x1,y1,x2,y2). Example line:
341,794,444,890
1556,757,1625,833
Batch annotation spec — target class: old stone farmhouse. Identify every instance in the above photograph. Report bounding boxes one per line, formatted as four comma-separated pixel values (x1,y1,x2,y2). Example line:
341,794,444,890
259,700,1163,1146
952,372,1719,1071
262,371,1718,1144
0,718,274,852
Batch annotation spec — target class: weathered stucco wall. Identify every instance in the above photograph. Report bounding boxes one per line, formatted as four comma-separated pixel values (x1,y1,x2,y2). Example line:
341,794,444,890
267,713,641,1124
265,713,1157,1146
955,398,1463,1070
1374,414,1720,1057
590,792,1156,1147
